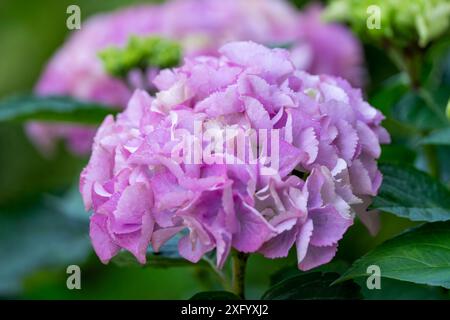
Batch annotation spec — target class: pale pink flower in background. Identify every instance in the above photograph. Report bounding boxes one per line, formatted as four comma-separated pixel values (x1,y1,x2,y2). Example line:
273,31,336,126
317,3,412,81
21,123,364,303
29,0,364,155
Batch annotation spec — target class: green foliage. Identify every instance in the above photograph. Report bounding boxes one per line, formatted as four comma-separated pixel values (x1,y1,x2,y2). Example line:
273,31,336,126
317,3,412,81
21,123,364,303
372,164,450,222
99,36,182,78
0,194,90,295
359,278,449,300
269,260,350,287
0,95,117,124
420,127,450,145
325,0,450,48
337,222,450,289
262,271,361,300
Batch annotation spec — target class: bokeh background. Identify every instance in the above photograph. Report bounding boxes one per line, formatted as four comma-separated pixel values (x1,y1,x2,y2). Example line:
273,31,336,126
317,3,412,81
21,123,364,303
0,0,448,299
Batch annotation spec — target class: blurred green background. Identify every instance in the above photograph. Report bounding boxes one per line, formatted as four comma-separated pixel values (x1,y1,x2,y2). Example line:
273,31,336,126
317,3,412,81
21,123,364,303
0,0,445,299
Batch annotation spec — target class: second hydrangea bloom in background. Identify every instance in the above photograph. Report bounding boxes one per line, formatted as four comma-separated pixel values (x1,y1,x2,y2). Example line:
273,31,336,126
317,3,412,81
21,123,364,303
80,42,389,270
29,0,364,155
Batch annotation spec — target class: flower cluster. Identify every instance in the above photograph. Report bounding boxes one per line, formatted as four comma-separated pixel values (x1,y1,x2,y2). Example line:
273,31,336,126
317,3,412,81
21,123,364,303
80,42,389,270
29,0,363,155
325,0,450,48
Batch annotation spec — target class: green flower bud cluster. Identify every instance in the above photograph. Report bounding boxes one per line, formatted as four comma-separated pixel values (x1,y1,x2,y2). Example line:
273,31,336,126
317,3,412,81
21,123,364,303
99,36,182,78
325,0,450,48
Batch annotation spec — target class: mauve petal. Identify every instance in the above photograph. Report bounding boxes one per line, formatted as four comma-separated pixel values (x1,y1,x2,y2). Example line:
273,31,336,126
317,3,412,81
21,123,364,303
352,195,380,236
233,202,276,253
356,121,381,158
278,140,304,178
113,213,154,264
349,159,374,196
244,96,272,129
304,168,325,209
124,89,153,127
178,235,214,263
215,231,232,269
237,74,294,114
357,209,380,236
89,214,120,264
298,244,337,271
335,120,359,162
195,85,243,116
296,219,314,264
309,205,353,247
219,41,294,82
187,63,241,100
293,127,319,165
152,226,184,252
79,116,115,210
112,183,153,229
259,224,298,258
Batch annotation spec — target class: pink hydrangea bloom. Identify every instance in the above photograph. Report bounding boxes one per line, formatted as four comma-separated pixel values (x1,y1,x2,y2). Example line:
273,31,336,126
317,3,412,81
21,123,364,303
30,0,364,155
80,42,388,270
291,5,365,88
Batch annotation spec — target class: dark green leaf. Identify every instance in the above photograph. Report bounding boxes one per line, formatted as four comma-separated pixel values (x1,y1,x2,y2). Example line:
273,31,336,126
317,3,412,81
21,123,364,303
262,272,361,300
358,278,449,300
420,127,450,146
112,233,201,268
190,291,241,300
369,74,409,116
372,164,450,222
437,146,450,184
0,197,90,295
269,260,350,287
379,144,416,165
0,95,118,124
393,91,448,130
336,221,450,289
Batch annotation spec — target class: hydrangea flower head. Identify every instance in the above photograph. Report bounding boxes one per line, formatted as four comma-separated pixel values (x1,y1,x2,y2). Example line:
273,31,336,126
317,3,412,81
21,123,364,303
80,41,389,270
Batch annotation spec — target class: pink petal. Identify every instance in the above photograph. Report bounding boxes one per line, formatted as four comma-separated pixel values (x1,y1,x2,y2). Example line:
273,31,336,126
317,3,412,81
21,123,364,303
298,244,337,271
89,214,120,264
309,205,353,247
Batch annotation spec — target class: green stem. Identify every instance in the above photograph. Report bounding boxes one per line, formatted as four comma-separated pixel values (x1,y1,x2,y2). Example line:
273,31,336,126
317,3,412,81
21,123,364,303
203,255,231,291
423,144,440,178
231,251,249,299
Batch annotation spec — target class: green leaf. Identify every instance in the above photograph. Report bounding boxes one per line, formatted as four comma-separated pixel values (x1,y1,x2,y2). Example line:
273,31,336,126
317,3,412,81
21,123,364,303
0,196,90,295
369,73,409,116
269,260,350,287
358,278,449,300
112,233,201,268
379,144,416,165
372,164,450,222
393,91,448,130
336,221,450,289
262,271,361,300
420,127,450,145
0,95,118,124
190,291,241,300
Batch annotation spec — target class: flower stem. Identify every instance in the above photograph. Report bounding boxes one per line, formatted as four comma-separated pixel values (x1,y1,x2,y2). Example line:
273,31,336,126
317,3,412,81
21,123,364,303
231,251,249,299
423,144,440,178
203,254,232,291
